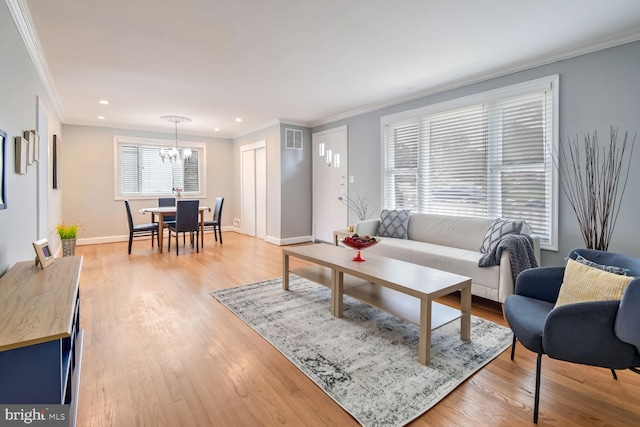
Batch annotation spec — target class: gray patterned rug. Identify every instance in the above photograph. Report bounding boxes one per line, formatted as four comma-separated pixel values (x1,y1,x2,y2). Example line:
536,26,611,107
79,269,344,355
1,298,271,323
211,275,512,427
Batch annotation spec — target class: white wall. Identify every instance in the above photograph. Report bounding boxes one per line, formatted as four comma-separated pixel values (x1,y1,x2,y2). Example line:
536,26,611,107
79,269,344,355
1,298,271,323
0,3,62,272
60,124,233,243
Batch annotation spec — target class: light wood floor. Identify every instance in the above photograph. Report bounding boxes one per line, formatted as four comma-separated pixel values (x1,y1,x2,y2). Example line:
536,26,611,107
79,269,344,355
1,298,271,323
75,233,640,426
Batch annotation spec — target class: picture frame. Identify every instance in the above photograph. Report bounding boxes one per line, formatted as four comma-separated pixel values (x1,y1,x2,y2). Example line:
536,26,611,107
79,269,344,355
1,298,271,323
33,238,55,269
29,130,39,163
53,134,60,189
25,130,35,165
15,136,28,175
0,128,6,210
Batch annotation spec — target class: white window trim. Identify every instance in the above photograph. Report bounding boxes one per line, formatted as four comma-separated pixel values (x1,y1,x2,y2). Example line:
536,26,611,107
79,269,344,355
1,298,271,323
380,75,559,251
113,135,208,201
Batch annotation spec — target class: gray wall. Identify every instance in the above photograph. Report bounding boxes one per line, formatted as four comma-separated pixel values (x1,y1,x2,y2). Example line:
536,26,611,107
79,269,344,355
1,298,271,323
61,124,234,241
279,123,312,239
0,3,62,273
232,122,313,242
313,41,640,266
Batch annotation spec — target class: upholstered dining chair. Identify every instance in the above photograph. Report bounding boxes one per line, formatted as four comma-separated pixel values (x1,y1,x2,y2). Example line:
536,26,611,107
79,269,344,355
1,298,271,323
167,200,200,255
158,197,176,226
203,197,224,245
504,248,640,423
124,200,159,254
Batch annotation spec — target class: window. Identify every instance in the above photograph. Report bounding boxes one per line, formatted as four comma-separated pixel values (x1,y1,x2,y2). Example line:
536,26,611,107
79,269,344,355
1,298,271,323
114,136,206,199
381,76,558,249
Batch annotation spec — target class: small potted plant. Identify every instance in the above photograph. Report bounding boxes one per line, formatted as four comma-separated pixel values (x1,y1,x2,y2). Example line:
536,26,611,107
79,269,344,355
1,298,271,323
57,223,79,256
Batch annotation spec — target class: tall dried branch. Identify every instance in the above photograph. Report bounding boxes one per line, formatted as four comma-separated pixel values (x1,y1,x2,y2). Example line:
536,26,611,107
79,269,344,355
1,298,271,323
554,126,635,251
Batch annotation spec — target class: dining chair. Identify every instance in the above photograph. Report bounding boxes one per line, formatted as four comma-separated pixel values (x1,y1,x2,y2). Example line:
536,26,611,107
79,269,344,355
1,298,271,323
203,197,224,245
158,197,176,226
167,200,200,255
124,200,159,254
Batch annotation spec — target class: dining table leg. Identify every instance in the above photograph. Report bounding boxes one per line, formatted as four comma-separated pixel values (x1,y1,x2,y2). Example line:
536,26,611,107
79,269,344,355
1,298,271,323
200,211,205,248
158,213,165,253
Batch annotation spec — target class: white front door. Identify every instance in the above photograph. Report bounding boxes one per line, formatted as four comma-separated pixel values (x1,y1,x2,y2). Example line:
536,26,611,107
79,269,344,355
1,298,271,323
312,126,348,243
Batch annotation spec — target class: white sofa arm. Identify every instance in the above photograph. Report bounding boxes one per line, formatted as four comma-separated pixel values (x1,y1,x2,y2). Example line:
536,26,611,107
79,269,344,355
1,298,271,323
355,219,380,237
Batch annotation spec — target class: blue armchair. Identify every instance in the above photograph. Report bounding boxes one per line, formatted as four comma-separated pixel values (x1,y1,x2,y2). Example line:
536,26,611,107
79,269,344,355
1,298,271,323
504,248,640,423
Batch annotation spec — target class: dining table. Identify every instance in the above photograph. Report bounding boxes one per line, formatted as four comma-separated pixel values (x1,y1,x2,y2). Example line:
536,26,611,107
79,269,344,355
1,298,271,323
139,205,210,253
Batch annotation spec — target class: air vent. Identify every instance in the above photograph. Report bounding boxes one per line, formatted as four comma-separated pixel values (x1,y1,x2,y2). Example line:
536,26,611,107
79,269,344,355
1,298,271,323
285,128,303,150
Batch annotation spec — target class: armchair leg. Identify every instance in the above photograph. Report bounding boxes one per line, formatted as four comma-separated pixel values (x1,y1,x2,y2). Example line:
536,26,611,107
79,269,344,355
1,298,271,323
510,334,516,360
534,353,542,424
611,369,618,380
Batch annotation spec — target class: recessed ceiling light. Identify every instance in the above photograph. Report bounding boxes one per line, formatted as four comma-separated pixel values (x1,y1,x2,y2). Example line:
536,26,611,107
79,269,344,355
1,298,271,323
214,128,220,132
97,116,106,120
235,117,242,122
98,100,109,105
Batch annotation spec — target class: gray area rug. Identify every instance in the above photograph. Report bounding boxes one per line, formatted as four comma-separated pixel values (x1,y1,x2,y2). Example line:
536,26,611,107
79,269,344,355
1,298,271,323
211,275,512,427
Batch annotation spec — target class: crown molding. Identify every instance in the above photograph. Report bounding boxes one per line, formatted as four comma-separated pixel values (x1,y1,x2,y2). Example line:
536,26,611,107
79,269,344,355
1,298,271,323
6,0,65,122
310,29,640,128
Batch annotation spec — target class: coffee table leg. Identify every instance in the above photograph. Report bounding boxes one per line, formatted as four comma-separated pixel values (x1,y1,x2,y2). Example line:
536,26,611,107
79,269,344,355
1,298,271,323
418,297,433,365
460,282,471,341
282,253,289,290
331,270,344,317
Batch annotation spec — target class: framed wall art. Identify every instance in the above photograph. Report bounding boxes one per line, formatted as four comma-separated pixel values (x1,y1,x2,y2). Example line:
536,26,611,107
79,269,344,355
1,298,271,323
15,136,28,175
0,128,6,210
53,134,60,189
25,130,35,165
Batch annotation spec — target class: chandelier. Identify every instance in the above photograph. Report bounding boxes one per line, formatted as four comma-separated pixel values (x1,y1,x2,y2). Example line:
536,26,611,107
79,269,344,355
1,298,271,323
159,115,192,162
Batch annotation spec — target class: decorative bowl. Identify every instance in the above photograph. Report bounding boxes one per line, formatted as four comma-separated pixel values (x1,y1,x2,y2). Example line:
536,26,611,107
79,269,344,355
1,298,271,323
341,235,379,261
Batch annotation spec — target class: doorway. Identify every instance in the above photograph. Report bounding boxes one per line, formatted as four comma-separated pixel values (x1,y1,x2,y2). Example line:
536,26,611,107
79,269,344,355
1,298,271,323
241,141,267,239
312,126,348,243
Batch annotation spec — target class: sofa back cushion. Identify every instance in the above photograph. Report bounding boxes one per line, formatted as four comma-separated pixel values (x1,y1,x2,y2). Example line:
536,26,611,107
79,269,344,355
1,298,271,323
408,214,494,251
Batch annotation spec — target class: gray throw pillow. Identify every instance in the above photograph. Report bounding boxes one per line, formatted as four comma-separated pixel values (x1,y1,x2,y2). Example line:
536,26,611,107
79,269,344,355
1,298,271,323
480,218,523,254
574,252,630,276
376,209,410,239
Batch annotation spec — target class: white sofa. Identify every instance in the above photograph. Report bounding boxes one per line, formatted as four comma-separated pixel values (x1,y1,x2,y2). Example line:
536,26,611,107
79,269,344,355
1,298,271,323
354,213,541,304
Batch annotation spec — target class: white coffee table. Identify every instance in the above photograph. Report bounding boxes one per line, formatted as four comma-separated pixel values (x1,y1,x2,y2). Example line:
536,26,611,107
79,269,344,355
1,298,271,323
282,244,472,365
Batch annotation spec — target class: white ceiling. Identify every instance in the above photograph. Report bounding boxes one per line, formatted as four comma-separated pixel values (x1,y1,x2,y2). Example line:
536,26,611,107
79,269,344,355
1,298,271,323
20,0,640,138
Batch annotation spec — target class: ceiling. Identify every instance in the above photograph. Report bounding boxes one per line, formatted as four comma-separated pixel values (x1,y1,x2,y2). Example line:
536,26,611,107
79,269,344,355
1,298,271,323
20,0,640,138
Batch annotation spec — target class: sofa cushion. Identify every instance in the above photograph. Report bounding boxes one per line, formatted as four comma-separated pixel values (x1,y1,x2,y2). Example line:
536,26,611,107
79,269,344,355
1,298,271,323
555,259,634,308
376,209,410,239
408,214,494,252
480,218,523,254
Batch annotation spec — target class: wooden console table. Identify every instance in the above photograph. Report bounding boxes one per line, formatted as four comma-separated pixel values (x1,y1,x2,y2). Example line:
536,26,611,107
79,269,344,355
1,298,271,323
0,256,84,426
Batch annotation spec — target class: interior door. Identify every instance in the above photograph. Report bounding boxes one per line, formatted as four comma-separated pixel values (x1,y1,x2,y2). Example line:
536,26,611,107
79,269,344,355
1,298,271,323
312,126,348,243
241,149,256,236
241,141,266,238
255,146,266,239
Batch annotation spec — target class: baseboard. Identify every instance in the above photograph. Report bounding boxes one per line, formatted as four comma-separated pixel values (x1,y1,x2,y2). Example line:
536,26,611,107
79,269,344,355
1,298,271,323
75,229,310,247
76,226,238,246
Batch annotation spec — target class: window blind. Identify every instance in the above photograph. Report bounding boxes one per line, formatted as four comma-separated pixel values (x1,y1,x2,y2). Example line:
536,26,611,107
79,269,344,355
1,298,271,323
115,137,206,199
382,76,558,248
